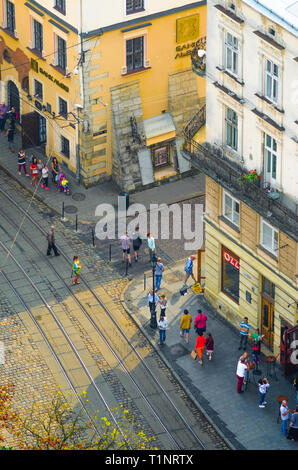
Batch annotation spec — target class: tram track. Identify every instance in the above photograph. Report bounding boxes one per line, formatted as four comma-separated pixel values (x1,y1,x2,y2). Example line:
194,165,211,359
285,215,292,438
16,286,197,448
0,179,229,450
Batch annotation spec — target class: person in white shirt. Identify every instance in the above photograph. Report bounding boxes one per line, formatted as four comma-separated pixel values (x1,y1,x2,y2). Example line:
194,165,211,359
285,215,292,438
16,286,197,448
280,400,290,436
147,290,159,313
258,377,270,408
41,165,50,190
158,314,168,345
236,358,247,393
147,232,156,261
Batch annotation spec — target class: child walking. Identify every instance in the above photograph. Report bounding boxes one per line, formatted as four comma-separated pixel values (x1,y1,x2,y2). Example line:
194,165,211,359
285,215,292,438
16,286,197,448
205,332,214,360
41,165,50,190
72,256,81,285
258,377,270,408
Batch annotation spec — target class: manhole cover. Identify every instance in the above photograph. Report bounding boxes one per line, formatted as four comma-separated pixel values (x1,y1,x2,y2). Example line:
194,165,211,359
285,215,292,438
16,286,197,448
72,193,86,202
64,205,78,214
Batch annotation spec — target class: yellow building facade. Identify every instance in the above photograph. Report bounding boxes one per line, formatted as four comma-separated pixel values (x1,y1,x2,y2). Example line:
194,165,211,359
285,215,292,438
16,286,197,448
0,0,80,174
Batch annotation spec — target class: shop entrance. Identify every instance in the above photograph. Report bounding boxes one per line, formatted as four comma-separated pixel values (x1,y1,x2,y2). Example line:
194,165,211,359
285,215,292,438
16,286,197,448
280,319,298,376
21,112,46,149
261,277,275,351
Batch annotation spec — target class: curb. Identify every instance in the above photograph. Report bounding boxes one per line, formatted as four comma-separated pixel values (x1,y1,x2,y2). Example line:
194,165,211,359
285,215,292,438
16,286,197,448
120,279,237,450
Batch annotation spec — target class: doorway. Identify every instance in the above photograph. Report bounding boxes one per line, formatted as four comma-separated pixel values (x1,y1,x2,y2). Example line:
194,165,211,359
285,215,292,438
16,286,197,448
261,277,275,351
7,81,20,117
21,111,46,149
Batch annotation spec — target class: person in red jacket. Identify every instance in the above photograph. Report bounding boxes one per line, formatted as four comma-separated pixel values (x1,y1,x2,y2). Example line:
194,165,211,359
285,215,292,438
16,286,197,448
196,333,206,366
194,309,207,335
30,156,39,187
205,332,214,361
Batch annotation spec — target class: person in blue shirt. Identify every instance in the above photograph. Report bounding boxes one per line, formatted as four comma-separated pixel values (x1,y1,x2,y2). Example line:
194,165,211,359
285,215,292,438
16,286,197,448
238,317,250,350
183,254,197,285
155,257,164,291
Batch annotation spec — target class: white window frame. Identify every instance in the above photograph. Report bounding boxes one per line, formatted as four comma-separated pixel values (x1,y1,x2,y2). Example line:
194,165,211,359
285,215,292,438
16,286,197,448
223,191,240,227
265,59,278,104
225,31,239,76
260,219,278,256
264,133,277,184
225,107,238,151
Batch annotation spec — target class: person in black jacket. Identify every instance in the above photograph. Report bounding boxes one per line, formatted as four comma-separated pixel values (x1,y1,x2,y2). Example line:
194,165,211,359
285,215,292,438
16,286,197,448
46,226,60,257
132,226,142,262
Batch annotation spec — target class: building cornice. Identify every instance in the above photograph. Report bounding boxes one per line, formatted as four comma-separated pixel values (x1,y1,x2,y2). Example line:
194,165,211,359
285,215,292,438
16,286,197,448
25,0,78,34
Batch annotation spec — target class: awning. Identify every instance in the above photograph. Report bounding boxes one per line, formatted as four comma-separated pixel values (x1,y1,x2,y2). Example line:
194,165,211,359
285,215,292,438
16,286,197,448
143,113,176,146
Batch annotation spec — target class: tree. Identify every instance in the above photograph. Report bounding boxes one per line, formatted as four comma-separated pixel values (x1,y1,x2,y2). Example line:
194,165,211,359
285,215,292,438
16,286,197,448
0,384,19,448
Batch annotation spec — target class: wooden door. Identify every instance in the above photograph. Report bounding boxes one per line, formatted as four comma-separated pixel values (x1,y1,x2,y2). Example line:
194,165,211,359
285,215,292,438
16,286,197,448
197,249,205,292
21,112,39,149
261,297,274,350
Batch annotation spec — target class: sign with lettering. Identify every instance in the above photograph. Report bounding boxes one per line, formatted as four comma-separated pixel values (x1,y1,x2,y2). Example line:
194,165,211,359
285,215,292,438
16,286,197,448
175,42,196,59
191,282,203,295
223,251,240,270
30,59,69,92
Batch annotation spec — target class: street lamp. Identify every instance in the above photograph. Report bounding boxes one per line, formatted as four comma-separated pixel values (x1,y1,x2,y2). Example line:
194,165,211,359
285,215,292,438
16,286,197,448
150,253,158,329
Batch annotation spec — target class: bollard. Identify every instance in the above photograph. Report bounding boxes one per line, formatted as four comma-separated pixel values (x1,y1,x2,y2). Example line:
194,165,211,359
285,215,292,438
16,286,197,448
91,228,95,247
75,215,78,232
61,202,65,221
144,273,146,291
109,244,112,262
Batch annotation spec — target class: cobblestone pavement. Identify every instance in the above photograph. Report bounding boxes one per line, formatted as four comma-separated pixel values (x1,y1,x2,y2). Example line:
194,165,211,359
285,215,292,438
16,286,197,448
0,171,229,450
123,261,298,451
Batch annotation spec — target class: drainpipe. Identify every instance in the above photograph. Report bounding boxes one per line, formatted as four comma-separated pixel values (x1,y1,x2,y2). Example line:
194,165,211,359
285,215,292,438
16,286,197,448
75,0,84,183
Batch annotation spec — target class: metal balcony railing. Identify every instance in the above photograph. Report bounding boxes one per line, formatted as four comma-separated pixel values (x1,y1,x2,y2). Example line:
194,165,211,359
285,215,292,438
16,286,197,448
183,104,206,140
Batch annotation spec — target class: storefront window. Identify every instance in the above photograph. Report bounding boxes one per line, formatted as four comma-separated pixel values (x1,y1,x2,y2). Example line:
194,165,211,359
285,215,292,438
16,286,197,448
221,247,239,303
151,143,170,167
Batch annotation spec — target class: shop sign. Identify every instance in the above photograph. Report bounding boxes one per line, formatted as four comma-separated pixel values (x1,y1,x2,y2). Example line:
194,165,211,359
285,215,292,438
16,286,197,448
175,42,196,59
30,59,69,92
223,251,240,270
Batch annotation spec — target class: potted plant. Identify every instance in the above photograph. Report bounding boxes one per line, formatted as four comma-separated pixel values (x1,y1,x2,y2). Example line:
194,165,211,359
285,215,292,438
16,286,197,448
238,169,261,193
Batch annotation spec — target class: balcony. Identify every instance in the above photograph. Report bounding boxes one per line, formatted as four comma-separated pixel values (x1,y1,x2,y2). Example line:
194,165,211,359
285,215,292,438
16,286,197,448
191,37,206,77
182,138,298,242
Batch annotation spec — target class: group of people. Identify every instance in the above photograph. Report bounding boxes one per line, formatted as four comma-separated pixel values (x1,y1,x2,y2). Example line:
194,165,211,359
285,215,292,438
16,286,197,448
16,150,69,192
0,103,18,152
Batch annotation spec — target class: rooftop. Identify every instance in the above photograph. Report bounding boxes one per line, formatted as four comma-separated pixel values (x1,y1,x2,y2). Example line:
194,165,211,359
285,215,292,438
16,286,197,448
243,0,298,37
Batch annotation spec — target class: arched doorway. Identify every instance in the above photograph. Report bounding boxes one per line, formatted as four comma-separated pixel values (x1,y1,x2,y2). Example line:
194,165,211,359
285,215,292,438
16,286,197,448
7,80,20,118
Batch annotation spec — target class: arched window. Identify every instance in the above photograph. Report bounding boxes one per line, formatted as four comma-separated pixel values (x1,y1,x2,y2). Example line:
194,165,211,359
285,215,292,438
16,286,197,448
3,49,11,63
22,77,29,94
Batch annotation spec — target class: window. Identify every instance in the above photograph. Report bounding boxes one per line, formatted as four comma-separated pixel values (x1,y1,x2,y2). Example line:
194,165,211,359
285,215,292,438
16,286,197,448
61,136,69,158
33,20,43,53
34,79,43,100
126,36,144,72
3,49,11,63
151,143,170,168
221,247,239,303
225,32,239,76
265,59,278,103
22,77,29,94
260,219,278,256
126,0,144,14
57,36,67,70
226,107,238,150
6,1,15,32
54,0,66,14
223,191,239,227
58,97,68,117
264,134,277,183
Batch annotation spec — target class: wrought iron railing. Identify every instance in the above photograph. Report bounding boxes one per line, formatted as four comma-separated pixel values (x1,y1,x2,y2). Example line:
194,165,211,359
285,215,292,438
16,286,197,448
183,137,298,241
183,104,206,140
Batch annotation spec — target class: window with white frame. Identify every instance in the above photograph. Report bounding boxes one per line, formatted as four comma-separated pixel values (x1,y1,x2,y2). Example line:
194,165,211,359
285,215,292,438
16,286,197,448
225,32,239,76
264,134,277,184
126,0,144,15
226,107,238,150
260,219,278,256
223,191,239,227
265,59,278,103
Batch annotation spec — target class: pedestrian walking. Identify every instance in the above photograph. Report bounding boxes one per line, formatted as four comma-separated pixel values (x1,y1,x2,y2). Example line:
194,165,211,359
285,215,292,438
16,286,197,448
158,313,168,345
251,328,264,366
238,317,250,350
6,124,15,152
287,407,298,441
132,226,142,262
30,157,39,187
37,159,43,178
72,256,81,285
46,226,60,257
41,165,50,190
147,289,159,314
280,399,290,436
155,257,164,291
51,157,61,183
196,332,206,366
7,106,17,128
258,377,270,408
147,232,156,261
239,352,249,384
183,254,197,285
17,149,28,176
120,231,132,266
205,332,214,360
159,293,167,316
0,103,8,131
194,309,207,335
179,309,192,343
236,358,247,393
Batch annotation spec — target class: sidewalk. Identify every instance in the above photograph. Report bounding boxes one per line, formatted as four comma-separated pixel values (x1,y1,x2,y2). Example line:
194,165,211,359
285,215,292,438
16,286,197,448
0,130,205,223
122,259,298,450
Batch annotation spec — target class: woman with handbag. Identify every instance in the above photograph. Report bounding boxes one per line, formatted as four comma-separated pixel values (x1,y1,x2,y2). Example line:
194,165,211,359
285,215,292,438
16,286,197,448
196,332,206,366
30,157,39,187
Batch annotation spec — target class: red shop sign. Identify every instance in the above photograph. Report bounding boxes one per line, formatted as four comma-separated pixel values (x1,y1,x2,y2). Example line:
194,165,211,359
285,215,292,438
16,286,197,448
223,251,240,270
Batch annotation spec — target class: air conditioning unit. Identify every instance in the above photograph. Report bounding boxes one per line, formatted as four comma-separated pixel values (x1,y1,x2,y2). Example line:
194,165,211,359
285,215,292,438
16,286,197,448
144,59,150,68
121,66,127,75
